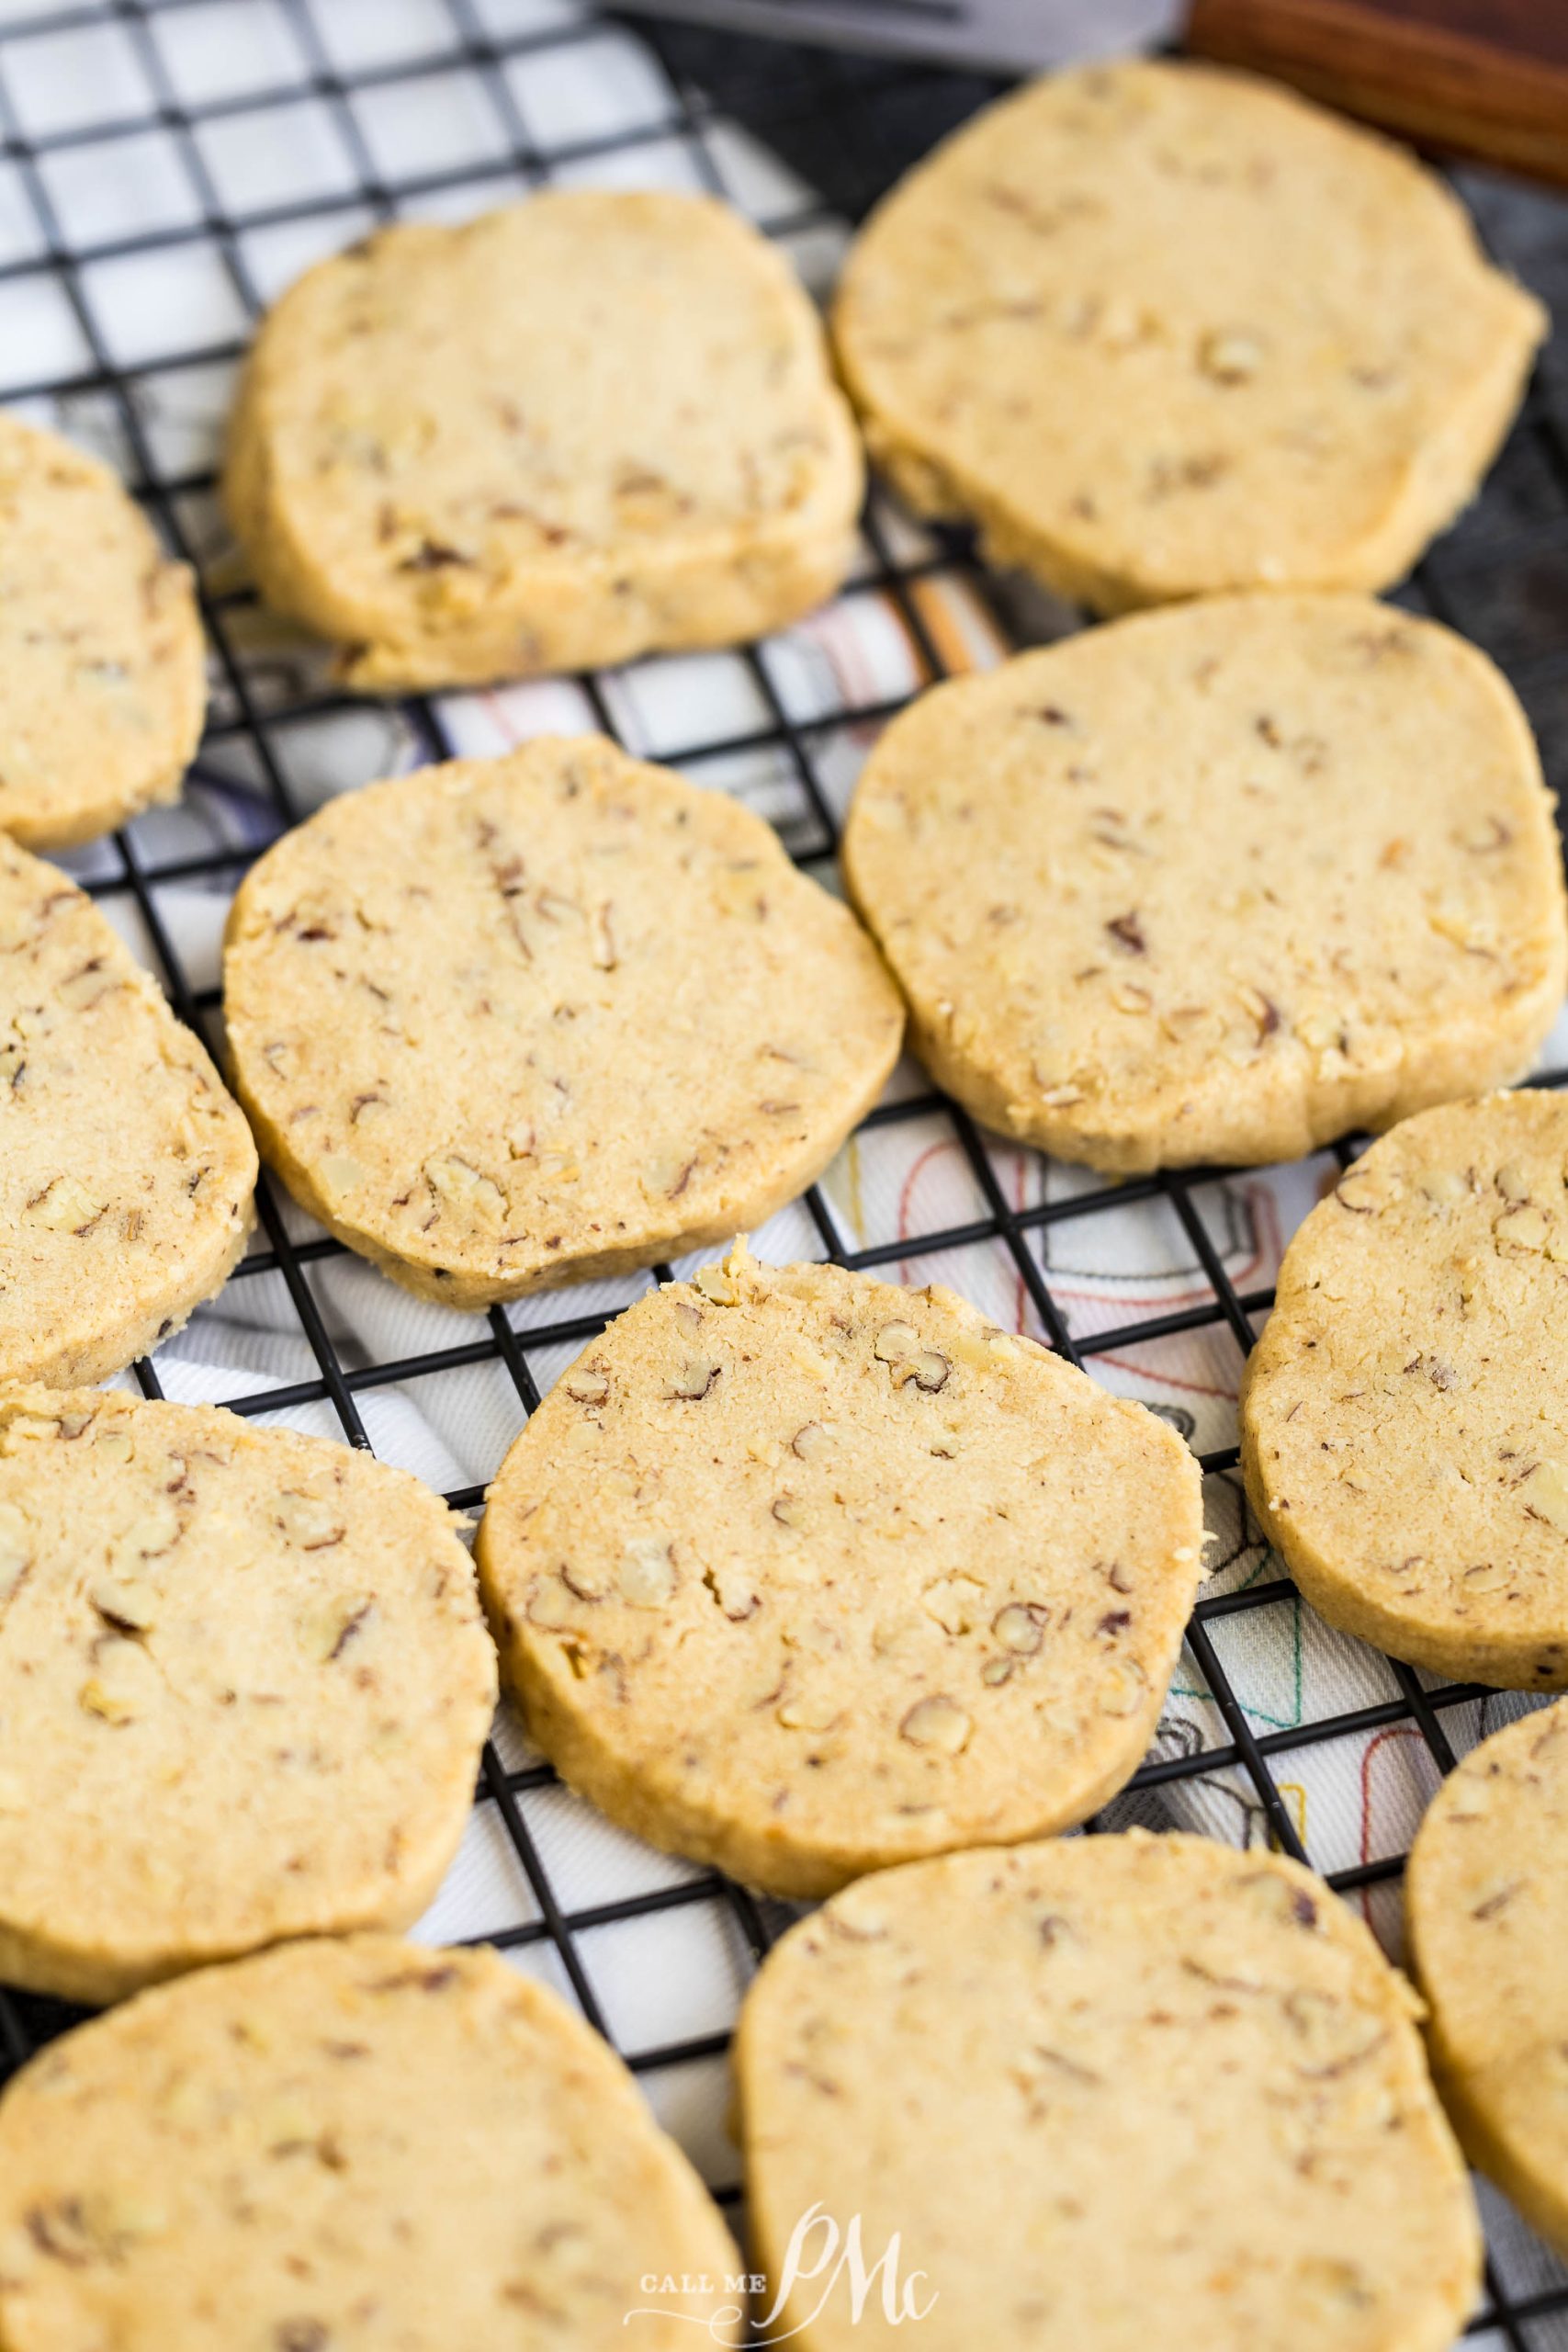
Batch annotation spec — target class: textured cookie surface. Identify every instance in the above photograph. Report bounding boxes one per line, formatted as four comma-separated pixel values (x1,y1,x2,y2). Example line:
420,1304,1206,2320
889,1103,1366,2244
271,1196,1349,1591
0,837,256,1384
0,1387,497,2002
224,738,902,1307
1406,1701,1568,2254
1242,1093,1568,1687
833,61,1543,614
224,190,863,690
0,414,205,849
737,1832,1480,2352
477,1247,1203,1895
0,1935,739,2351
843,595,1566,1174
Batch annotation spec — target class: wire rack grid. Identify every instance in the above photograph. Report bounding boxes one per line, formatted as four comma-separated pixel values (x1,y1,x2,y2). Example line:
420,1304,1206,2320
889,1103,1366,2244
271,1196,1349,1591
1,4,1567,2343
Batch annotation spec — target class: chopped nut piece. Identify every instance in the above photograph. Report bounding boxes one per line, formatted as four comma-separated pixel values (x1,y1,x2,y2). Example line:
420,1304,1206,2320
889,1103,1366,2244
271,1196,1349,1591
922,1576,986,1635
1097,1657,1149,1716
694,1263,739,1306
317,1154,366,1194
706,1563,759,1620
993,1602,1047,1654
28,1176,103,1232
526,1576,577,1629
111,1504,182,1569
671,1355,720,1401
874,1321,919,1364
276,1493,344,1552
1525,1463,1568,1535
56,962,118,1012
1495,1204,1548,1252
1335,1168,1398,1215
79,1678,136,1726
1418,1169,1468,1204
777,1690,842,1732
302,1595,377,1663
562,1557,614,1602
90,1577,155,1634
78,1638,157,1725
426,1155,506,1231
562,1368,609,1406
1200,327,1264,382
617,1538,676,1608
899,1694,972,1754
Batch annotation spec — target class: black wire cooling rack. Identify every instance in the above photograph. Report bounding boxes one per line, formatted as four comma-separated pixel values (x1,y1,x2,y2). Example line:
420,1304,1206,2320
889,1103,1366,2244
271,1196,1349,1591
2,5,1567,2342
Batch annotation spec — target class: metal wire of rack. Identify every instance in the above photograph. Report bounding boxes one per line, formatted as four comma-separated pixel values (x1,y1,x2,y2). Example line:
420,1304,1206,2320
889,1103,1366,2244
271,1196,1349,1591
0,4,1566,2343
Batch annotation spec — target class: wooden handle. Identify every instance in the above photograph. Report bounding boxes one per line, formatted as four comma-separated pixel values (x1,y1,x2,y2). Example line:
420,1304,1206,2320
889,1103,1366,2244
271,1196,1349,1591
1186,0,1568,183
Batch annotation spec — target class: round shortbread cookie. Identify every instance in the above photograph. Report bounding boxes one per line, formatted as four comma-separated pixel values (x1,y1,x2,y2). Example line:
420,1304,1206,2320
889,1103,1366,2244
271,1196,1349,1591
0,836,256,1385
0,413,206,849
0,1387,496,2004
475,1246,1204,1896
0,1934,740,2351
832,61,1544,615
1406,1700,1568,2256
843,594,1566,1175
1242,1092,1568,1688
736,1831,1481,2352
223,738,903,1308
223,191,863,691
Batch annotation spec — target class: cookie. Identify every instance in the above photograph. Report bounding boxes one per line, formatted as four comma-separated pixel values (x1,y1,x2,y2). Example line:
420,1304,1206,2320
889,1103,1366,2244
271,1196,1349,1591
1242,1092,1568,1688
0,1386,498,2004
0,836,256,1385
223,738,902,1308
0,1933,740,2350
1405,1700,1568,2254
843,594,1566,1175
476,1244,1203,1896
223,190,863,691
0,413,206,849
833,60,1543,615
736,1830,1481,2352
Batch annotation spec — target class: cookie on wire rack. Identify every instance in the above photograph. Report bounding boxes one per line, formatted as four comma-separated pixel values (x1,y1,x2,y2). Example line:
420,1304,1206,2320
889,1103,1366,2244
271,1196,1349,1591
223,189,863,690
833,59,1544,615
476,1244,1204,1896
1243,1091,1568,1689
0,413,206,849
1405,1699,1568,2257
0,1934,741,2352
0,1385,497,2003
222,737,904,1309
0,835,256,1386
842,593,1567,1175
736,1831,1482,2352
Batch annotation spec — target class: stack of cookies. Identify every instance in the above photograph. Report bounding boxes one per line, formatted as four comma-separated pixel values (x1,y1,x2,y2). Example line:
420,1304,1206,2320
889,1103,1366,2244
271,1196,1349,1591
0,52,1564,2352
